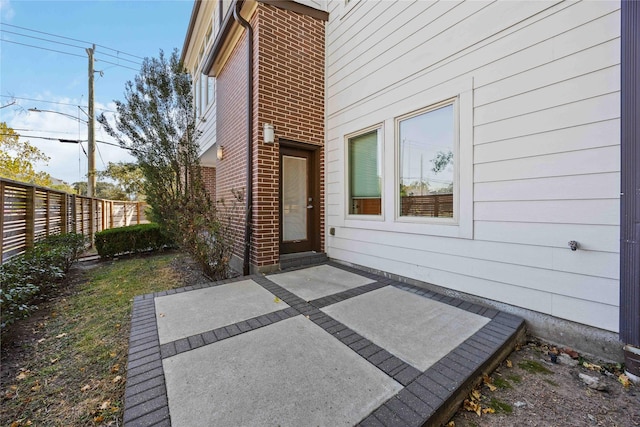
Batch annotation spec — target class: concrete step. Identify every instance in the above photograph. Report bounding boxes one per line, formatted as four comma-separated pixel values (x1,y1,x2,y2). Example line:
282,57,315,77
280,252,328,270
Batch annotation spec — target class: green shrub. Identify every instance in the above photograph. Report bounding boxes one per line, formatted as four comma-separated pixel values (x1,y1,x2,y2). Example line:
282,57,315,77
94,223,173,258
0,233,88,329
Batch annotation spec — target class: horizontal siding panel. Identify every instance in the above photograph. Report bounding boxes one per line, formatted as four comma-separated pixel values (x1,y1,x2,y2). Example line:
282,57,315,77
552,294,618,332
474,92,620,145
474,39,620,107
474,119,620,164
474,66,620,126
474,199,619,225
331,236,618,301
329,1,553,106
474,173,620,202
327,0,410,64
474,222,619,253
336,226,554,269
474,146,620,183
328,247,554,315
472,5,620,88
327,7,620,136
552,247,619,280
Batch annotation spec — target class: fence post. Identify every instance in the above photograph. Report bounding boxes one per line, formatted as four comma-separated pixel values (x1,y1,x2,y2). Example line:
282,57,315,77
137,202,141,225
25,186,36,250
61,192,67,234
45,190,50,237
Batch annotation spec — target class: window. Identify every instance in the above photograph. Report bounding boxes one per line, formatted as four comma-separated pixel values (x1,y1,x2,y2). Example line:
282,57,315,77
398,100,455,219
208,77,215,107
348,128,382,215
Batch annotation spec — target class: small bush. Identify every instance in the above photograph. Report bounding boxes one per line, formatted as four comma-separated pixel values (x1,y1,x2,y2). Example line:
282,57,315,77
94,223,173,258
0,233,88,329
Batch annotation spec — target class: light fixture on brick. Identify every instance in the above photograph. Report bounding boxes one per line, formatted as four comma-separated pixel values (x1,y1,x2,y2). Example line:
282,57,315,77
216,145,223,160
263,123,275,144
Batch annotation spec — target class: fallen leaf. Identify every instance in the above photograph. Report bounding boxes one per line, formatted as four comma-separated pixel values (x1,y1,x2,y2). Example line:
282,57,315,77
115,324,121,329
37,338,46,344
274,297,281,303
563,348,579,359
55,333,67,339
116,290,123,295
159,313,165,318
25,421,32,426
583,362,602,371
483,374,497,392
93,415,104,423
16,371,28,380
50,358,59,364
619,374,631,388
482,407,496,414
10,421,20,427
81,384,91,392
111,364,120,373
471,389,481,401
10,385,17,390
446,421,455,427
506,359,513,368
100,401,110,410
109,352,117,358
112,375,122,383
463,398,481,415
31,382,41,392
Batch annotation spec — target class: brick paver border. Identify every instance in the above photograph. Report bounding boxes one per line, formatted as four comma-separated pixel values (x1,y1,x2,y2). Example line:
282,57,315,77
123,263,524,427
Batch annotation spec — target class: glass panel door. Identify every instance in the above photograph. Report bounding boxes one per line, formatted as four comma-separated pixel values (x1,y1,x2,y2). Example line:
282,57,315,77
282,155,308,242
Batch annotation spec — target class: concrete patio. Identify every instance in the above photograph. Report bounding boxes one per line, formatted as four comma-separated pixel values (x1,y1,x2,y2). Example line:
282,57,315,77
122,262,525,426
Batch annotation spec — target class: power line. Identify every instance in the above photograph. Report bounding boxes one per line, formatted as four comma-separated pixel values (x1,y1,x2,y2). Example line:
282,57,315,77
1,23,145,60
1,29,87,50
2,28,141,66
95,58,139,72
0,132,133,151
0,95,116,113
0,38,85,59
2,38,140,72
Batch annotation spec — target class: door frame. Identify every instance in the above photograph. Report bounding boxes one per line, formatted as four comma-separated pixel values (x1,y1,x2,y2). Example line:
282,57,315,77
279,140,321,254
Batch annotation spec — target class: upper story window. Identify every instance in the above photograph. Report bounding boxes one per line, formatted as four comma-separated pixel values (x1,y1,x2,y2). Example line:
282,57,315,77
347,127,382,216
397,100,456,220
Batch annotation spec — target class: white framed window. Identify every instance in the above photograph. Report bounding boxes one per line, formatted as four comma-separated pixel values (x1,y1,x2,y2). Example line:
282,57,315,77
346,125,383,217
207,77,215,108
397,98,457,222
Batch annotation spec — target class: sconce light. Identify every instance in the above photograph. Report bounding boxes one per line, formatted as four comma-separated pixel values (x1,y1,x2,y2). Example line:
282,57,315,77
263,123,275,144
216,145,223,160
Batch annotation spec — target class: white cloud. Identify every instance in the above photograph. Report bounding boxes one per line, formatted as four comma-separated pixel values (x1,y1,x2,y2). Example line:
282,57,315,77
0,0,15,21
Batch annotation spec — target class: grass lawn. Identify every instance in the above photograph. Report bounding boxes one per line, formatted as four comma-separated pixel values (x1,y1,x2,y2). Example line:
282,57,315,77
1,252,196,427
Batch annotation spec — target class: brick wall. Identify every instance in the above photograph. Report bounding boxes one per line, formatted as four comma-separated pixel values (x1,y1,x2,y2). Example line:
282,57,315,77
216,29,250,260
252,3,326,268
215,3,325,272
201,166,216,201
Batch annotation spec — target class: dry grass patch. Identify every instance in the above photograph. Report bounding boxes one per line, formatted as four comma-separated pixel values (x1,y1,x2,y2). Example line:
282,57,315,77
1,252,198,427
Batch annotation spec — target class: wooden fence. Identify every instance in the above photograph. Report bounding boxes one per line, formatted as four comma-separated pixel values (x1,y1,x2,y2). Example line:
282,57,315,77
1,178,148,263
400,193,454,218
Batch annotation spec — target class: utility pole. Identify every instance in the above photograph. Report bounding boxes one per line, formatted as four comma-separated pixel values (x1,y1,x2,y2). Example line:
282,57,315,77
86,44,96,198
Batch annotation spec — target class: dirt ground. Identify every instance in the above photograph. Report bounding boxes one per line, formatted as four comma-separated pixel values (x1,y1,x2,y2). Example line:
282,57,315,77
449,339,640,427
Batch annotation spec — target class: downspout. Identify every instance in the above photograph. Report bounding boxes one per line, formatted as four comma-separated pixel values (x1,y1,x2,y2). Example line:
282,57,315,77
233,1,254,276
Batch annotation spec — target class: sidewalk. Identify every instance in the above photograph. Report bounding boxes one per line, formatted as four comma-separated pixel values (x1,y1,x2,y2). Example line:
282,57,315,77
123,262,525,426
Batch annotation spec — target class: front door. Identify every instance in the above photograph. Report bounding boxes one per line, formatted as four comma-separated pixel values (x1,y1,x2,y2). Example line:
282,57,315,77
280,145,318,254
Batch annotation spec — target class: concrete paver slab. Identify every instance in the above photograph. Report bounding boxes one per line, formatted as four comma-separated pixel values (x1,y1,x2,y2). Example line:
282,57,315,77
322,286,490,371
162,315,402,427
267,264,375,301
155,280,287,344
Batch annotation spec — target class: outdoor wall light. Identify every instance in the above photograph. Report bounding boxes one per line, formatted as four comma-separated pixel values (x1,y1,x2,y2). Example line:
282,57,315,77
217,145,224,161
264,123,275,144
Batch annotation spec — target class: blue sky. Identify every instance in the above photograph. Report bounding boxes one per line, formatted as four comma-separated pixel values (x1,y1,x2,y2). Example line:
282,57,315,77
0,0,193,185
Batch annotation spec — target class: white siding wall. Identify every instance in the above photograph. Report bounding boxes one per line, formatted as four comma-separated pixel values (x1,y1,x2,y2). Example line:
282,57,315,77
325,0,620,332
